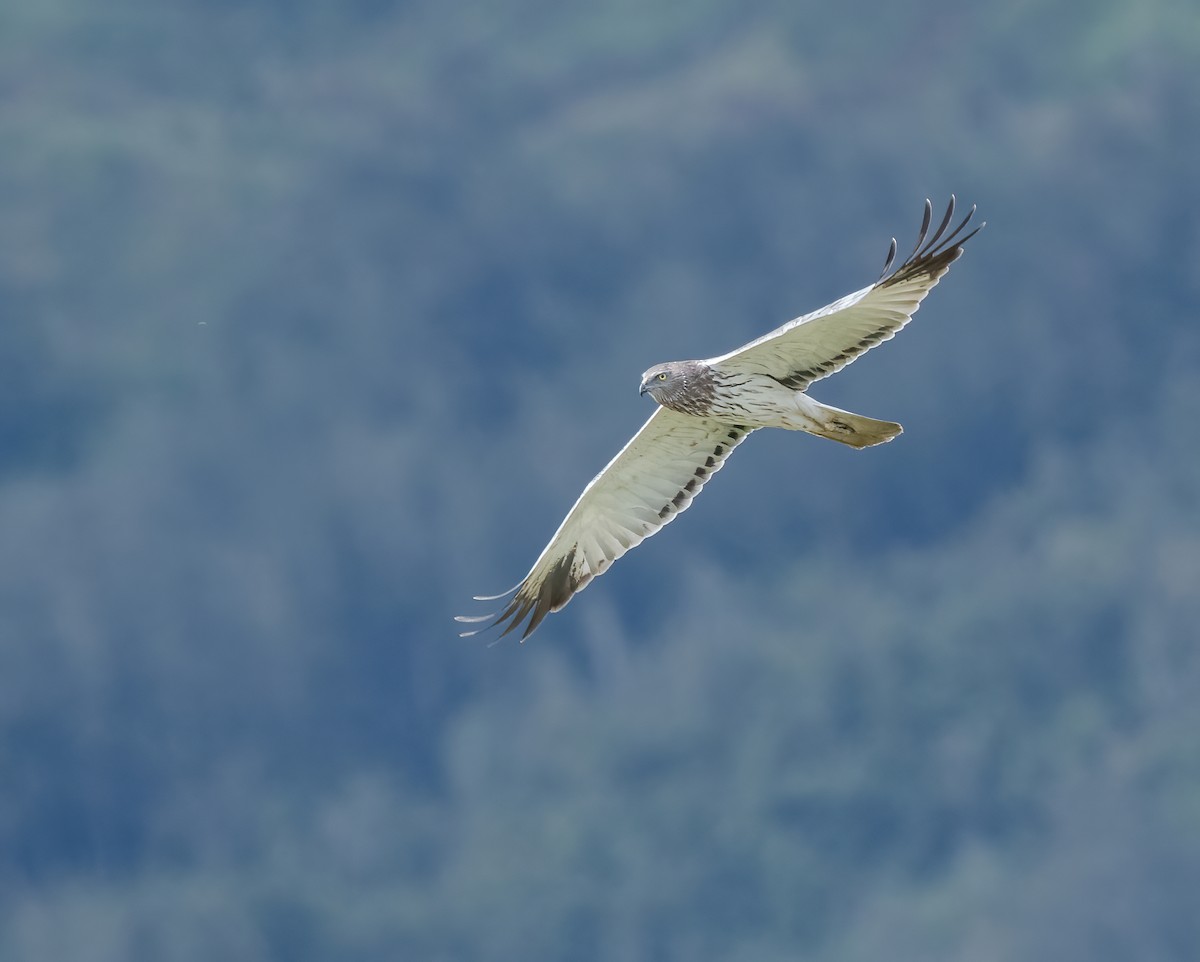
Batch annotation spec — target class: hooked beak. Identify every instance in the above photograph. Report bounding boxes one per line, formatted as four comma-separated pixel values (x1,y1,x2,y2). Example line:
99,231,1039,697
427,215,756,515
639,383,649,397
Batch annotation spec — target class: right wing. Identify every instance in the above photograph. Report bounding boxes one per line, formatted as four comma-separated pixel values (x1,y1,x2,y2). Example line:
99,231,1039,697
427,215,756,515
707,197,981,389
456,407,753,641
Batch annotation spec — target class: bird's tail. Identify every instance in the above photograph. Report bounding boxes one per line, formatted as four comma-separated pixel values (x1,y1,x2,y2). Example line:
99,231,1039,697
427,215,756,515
799,397,903,448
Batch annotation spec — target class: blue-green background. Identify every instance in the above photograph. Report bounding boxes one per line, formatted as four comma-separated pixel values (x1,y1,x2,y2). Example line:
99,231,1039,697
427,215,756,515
3,1,1199,959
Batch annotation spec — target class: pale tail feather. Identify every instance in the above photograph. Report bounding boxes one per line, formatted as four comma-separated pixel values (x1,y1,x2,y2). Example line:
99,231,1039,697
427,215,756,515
801,398,903,448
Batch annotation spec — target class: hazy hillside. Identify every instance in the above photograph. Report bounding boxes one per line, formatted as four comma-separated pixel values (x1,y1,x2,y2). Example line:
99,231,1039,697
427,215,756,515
2,0,1198,959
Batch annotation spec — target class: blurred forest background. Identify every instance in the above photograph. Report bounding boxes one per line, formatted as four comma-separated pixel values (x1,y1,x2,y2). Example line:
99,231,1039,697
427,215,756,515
2,0,1199,959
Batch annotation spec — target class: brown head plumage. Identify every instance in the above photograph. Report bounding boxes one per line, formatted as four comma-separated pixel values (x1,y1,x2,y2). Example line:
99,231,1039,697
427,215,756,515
639,360,718,416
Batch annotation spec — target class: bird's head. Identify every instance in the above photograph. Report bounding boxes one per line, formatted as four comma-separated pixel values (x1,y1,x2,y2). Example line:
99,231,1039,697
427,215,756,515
640,362,681,402
640,360,713,414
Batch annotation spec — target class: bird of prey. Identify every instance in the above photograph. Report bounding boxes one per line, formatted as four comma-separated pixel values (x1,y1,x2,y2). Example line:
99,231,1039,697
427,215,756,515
458,197,981,641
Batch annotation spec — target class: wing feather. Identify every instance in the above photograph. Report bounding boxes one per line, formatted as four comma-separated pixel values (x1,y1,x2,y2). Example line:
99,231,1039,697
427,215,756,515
456,408,752,641
707,197,982,389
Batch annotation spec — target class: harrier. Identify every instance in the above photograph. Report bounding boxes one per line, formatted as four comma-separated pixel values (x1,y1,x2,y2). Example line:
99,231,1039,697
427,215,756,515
458,197,981,640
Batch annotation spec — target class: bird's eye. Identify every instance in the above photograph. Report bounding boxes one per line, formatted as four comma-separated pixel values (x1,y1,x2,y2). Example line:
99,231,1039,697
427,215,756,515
657,372,668,380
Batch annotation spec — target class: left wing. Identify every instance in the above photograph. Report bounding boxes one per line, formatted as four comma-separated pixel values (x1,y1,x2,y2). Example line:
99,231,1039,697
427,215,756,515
457,407,753,641
707,197,981,389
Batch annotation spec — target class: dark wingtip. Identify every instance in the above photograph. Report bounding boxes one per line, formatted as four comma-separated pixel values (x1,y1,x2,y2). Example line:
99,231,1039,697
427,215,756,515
472,581,522,602
458,547,581,643
877,237,898,281
902,198,935,265
879,195,982,287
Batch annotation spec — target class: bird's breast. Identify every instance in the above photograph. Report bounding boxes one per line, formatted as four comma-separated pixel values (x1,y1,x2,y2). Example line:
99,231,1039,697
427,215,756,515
699,371,795,425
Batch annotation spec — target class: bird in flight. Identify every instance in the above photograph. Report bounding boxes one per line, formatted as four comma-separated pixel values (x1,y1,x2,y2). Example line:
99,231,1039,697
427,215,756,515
458,197,982,641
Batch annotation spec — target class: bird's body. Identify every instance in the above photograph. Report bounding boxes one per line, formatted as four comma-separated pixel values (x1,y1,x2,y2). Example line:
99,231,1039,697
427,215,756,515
458,197,982,640
642,360,903,445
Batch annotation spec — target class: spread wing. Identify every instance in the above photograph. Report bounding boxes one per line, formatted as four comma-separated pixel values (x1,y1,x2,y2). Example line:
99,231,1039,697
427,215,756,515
707,197,982,389
456,408,753,641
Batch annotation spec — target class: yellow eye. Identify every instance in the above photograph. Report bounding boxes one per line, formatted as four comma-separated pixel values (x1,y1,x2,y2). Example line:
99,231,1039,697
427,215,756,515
657,372,668,380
